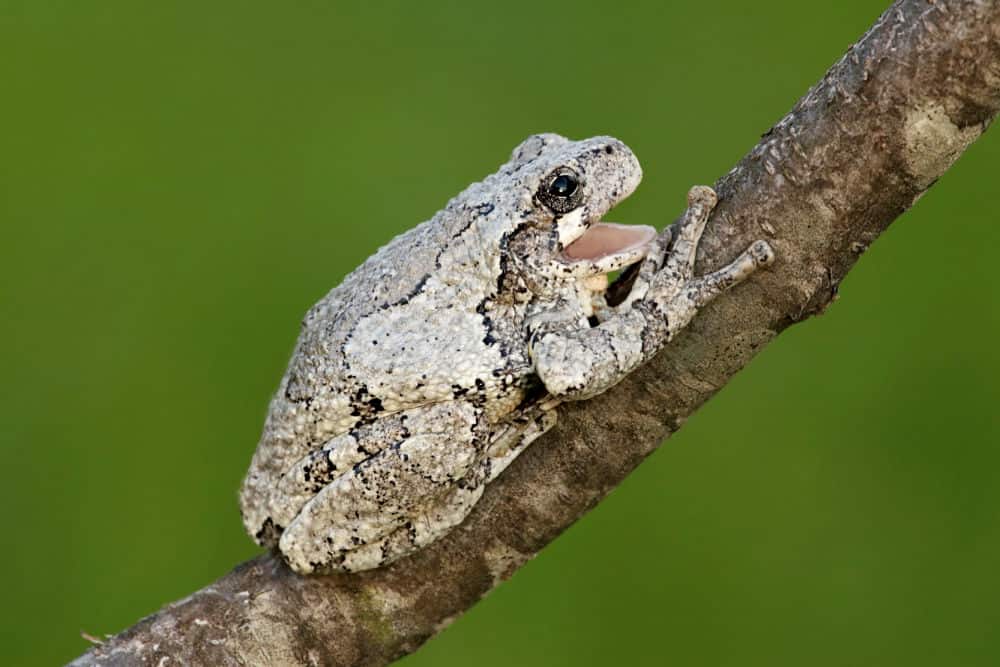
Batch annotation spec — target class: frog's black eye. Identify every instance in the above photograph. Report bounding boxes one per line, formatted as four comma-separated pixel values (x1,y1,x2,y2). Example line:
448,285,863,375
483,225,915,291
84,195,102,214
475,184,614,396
549,173,578,197
537,167,584,214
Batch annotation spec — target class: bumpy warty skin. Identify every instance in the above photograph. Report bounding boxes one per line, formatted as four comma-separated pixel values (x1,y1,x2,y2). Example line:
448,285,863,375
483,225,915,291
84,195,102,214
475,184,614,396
239,134,644,572
239,133,773,574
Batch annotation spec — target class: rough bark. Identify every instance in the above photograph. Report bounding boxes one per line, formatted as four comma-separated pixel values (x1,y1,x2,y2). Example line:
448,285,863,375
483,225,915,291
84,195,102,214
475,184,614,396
71,1,1000,665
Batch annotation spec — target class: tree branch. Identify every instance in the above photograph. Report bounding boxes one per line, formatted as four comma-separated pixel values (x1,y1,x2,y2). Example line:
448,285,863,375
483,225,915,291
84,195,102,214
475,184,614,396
71,1,1000,665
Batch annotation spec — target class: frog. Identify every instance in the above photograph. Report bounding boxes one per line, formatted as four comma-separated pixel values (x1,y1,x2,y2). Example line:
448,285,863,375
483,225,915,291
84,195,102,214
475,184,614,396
239,133,775,574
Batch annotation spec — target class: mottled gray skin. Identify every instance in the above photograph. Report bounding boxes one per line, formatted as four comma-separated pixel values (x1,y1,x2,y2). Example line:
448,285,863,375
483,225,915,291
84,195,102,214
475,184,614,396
240,133,774,574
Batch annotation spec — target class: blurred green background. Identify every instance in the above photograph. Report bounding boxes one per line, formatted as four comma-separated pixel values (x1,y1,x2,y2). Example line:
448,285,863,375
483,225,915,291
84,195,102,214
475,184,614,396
2,1,998,665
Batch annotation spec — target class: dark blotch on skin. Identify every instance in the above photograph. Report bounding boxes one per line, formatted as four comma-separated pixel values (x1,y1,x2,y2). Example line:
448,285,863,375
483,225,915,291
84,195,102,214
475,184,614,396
254,517,284,543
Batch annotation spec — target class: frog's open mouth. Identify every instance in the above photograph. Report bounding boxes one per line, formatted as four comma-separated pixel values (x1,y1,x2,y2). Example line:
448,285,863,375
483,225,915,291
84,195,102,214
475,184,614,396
561,222,658,274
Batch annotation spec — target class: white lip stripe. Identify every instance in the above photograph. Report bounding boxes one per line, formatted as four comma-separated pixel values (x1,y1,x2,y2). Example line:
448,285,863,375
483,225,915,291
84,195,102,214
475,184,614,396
556,209,587,247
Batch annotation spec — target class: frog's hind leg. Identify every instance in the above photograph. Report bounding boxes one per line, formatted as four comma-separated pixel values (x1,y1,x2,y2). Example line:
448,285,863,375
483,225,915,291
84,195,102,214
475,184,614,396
339,482,486,572
338,406,558,572
278,402,482,574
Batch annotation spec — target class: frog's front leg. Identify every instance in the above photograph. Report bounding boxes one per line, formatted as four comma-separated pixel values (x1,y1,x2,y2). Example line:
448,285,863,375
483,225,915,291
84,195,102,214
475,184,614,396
645,185,775,323
530,185,774,402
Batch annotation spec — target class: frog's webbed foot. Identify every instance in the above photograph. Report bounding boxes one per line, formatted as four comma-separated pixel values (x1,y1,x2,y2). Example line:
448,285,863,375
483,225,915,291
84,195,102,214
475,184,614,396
646,185,774,335
482,405,557,480
333,482,486,573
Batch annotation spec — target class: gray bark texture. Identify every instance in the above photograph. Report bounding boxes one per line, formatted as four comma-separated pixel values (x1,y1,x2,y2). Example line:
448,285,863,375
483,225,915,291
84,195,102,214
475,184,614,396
71,1,1000,665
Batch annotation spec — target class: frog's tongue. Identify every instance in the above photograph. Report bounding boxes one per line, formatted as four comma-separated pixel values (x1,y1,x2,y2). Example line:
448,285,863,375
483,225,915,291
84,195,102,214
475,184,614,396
563,223,658,262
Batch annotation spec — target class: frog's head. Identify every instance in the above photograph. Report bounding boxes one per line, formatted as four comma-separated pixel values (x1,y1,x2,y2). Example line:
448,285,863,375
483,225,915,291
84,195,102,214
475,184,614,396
498,133,655,295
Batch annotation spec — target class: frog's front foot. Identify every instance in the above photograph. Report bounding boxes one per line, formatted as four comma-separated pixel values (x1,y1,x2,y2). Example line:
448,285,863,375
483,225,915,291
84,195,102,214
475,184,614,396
645,185,774,334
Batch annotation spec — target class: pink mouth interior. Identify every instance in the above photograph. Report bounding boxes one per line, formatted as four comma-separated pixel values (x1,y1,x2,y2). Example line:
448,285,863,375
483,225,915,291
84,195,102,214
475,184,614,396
563,223,657,261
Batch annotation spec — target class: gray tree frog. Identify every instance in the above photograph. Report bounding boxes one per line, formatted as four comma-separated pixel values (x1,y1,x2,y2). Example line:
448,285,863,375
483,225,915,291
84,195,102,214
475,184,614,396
239,133,775,574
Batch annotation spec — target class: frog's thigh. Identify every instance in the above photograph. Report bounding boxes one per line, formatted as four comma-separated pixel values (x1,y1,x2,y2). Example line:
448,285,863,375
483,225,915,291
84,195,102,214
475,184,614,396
342,407,559,571
278,404,479,574
265,415,411,532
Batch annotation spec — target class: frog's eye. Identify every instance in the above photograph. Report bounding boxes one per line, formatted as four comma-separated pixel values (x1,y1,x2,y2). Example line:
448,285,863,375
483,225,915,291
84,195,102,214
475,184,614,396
549,173,578,197
537,168,584,214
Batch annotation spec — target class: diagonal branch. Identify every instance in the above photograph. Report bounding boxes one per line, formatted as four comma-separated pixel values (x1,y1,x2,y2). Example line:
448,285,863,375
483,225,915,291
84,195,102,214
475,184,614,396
71,1,1000,665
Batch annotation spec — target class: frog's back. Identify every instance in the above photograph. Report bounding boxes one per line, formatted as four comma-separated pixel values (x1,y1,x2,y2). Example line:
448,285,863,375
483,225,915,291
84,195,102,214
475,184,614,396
287,190,518,414
240,190,533,542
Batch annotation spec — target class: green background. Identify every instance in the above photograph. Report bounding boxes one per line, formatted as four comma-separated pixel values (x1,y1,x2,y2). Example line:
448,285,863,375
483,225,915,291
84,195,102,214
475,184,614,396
2,1,998,665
